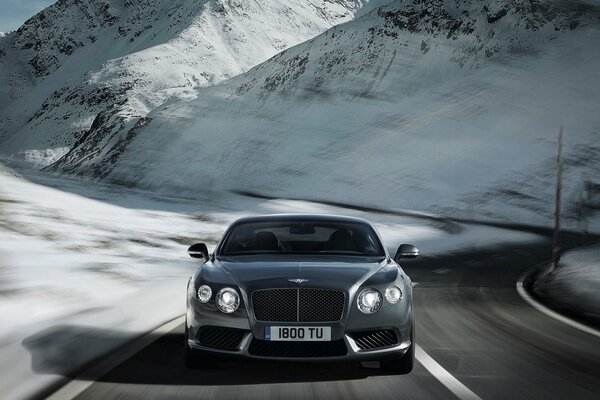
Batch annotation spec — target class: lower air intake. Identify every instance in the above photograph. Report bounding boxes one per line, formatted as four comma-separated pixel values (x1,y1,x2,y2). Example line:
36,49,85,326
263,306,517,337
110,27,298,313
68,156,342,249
350,329,398,350
197,327,247,351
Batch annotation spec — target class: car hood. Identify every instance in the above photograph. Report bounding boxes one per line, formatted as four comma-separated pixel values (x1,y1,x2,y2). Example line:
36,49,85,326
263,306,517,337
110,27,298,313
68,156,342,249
213,255,388,292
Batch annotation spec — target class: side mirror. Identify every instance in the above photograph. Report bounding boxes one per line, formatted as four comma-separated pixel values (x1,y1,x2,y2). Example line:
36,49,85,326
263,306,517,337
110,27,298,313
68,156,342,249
394,244,419,262
188,243,209,261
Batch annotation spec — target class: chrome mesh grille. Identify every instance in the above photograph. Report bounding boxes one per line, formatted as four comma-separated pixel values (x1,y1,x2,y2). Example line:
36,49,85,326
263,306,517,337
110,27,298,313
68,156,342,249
249,338,347,357
252,288,345,322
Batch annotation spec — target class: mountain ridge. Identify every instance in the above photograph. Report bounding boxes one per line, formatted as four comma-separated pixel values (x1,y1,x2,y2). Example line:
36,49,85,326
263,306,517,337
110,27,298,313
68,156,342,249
47,0,600,224
2,0,600,224
0,0,372,165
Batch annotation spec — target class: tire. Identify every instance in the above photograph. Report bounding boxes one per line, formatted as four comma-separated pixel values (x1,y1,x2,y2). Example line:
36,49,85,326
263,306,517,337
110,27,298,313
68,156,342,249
381,323,415,374
184,325,218,369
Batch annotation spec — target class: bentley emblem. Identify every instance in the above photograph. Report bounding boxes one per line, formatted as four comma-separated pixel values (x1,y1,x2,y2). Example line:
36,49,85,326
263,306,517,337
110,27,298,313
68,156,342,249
288,278,309,284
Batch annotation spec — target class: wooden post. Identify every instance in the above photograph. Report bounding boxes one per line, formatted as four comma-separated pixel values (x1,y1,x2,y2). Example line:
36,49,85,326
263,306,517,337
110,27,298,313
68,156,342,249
552,127,563,271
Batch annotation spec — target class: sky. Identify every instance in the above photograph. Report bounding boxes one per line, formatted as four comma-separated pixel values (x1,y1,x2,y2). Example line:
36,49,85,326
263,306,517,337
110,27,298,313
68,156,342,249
0,0,55,33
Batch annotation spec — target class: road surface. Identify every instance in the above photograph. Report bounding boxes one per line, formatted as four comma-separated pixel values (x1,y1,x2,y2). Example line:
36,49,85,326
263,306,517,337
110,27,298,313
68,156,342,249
43,238,600,400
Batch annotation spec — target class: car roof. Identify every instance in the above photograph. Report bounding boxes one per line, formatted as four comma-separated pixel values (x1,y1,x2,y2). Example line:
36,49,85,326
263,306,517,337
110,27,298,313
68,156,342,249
231,214,374,225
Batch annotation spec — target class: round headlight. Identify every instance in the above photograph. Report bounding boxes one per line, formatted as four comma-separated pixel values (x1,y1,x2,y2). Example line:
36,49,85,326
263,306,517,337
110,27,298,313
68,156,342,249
385,286,402,304
357,288,382,314
216,287,240,314
197,285,212,303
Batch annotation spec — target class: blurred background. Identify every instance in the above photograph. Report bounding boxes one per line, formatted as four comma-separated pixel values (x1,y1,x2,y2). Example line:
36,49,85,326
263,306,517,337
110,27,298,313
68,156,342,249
0,0,599,399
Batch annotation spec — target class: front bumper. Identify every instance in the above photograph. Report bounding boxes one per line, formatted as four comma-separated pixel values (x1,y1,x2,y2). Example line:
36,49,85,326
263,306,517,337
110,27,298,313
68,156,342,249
187,330,411,362
186,294,413,362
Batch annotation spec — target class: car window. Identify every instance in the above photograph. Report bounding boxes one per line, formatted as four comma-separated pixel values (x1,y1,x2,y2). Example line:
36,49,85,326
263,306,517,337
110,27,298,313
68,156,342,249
220,220,384,256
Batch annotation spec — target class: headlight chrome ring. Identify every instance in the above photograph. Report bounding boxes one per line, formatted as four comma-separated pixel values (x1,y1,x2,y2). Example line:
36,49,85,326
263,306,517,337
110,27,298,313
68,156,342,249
197,285,212,303
385,286,402,304
357,288,382,314
216,287,240,313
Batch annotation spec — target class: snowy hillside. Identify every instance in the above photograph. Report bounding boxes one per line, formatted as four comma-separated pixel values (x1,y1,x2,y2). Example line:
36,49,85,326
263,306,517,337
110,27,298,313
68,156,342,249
42,0,600,225
0,0,372,165
1,0,599,226
0,162,542,399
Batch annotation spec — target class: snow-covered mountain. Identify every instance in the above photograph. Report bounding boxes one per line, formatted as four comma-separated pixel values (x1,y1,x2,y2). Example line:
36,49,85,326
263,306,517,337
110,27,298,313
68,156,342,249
39,0,599,224
2,0,600,224
0,0,372,165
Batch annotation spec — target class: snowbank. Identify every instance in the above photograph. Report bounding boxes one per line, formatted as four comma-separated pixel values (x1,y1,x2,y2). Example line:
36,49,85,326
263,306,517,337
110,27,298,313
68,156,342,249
533,243,600,324
0,167,215,399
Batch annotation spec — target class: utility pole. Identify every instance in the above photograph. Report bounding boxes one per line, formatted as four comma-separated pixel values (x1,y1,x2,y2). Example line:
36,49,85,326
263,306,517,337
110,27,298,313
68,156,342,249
552,127,563,271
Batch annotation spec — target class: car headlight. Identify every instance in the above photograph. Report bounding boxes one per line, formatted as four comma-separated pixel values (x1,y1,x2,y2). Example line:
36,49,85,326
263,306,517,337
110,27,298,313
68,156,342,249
385,286,402,304
197,285,212,303
216,287,240,313
357,288,382,314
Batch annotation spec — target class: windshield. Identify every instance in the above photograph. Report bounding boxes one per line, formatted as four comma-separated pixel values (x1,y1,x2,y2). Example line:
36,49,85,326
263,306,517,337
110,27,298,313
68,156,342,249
219,220,385,256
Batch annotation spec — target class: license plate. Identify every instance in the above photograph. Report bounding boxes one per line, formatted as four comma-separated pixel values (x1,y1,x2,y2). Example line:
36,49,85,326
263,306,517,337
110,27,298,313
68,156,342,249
265,326,331,341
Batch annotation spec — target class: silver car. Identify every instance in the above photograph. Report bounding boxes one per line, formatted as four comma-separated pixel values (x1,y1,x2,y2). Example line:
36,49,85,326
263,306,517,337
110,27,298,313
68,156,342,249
185,214,418,373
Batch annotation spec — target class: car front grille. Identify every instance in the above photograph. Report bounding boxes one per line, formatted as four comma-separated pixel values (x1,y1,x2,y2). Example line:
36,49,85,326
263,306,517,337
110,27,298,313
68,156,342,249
251,288,345,322
249,338,347,358
349,329,398,350
197,327,247,351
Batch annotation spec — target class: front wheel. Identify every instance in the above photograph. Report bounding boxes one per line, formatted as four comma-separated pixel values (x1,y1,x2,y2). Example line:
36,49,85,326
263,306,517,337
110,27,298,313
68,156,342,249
381,323,414,374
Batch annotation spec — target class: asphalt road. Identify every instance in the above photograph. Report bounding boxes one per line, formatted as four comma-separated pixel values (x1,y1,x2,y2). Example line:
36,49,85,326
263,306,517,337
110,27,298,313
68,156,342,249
53,237,600,400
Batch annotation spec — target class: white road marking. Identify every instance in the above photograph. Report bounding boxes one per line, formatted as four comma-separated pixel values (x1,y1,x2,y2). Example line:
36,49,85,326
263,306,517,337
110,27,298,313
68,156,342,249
47,316,185,400
416,345,482,400
516,275,600,338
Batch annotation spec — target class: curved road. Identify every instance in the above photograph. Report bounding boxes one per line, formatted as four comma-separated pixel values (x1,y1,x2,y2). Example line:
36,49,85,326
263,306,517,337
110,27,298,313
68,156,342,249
48,239,600,400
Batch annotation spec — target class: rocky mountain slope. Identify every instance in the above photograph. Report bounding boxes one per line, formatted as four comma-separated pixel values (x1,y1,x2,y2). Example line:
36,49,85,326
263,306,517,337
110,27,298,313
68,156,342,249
0,0,372,166
43,0,600,224
2,0,600,225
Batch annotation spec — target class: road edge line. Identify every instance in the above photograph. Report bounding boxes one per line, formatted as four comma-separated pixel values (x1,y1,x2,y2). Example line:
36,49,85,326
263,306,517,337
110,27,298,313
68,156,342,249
46,315,185,400
516,269,600,338
415,345,481,400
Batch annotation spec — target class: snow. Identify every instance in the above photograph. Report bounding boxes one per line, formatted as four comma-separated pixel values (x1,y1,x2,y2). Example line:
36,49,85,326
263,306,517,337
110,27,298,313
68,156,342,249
0,162,542,399
0,0,376,164
1,1,598,230
533,242,600,322
0,167,211,399
16,0,595,230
